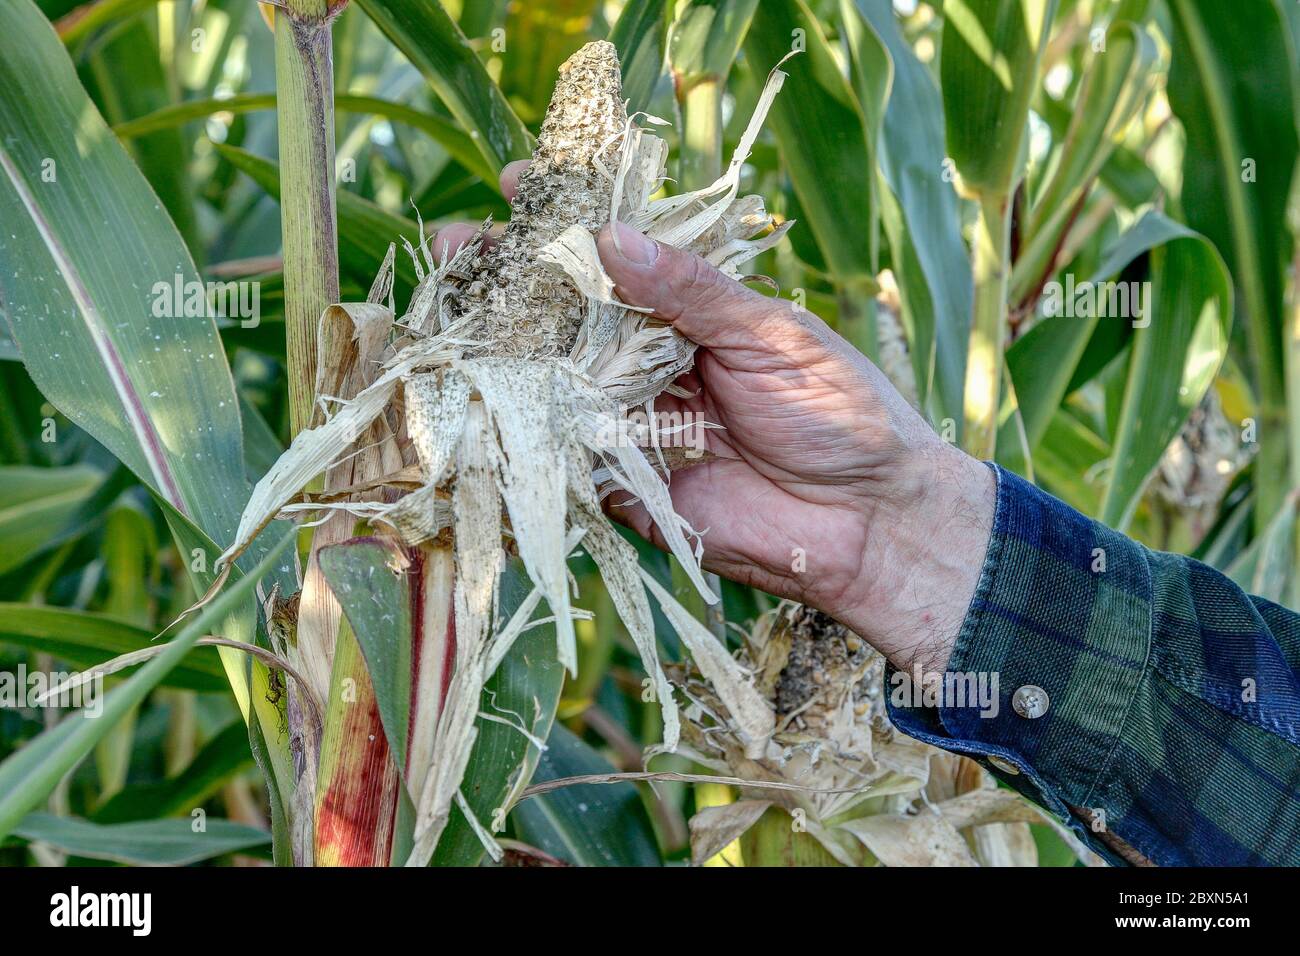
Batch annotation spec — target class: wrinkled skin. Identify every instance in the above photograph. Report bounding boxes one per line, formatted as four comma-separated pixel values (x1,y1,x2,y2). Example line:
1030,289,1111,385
436,162,995,674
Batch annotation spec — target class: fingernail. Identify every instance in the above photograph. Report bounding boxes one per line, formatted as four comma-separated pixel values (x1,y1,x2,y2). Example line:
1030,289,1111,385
612,222,659,266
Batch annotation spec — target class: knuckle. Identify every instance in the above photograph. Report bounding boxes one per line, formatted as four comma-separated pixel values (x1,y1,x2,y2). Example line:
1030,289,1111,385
673,252,736,316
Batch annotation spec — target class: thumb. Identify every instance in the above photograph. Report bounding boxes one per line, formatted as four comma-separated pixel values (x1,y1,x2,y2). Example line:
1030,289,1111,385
597,222,827,355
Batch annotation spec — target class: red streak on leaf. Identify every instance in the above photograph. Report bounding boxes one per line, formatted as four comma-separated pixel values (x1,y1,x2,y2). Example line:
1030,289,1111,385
440,601,457,715
406,546,426,768
315,669,399,866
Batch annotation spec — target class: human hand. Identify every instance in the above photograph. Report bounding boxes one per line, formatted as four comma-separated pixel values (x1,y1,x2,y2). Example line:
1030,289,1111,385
435,163,996,674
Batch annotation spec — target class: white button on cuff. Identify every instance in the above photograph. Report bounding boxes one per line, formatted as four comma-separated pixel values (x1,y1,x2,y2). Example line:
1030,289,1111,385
987,755,1021,775
1012,684,1049,719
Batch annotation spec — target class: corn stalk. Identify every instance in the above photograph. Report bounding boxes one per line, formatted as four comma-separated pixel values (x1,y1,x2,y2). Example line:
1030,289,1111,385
964,192,1014,459
272,0,418,866
942,0,1057,459
274,0,340,438
668,0,760,190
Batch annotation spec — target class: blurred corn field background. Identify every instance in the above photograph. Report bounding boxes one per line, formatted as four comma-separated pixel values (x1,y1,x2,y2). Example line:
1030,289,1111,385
0,0,1296,867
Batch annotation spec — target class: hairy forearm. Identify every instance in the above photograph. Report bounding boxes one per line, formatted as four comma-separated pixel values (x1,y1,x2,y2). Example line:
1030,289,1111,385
831,441,996,675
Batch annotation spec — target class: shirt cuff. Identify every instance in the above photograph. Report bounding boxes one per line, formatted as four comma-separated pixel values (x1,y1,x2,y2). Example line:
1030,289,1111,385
886,464,1153,864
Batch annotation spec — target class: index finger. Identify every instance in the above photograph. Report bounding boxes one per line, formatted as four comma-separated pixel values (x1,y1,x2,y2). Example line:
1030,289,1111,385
501,160,528,203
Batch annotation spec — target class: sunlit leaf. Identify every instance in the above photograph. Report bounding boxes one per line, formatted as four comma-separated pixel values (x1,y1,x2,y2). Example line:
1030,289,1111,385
941,0,1058,198
353,0,533,173
1167,0,1299,524
744,0,876,281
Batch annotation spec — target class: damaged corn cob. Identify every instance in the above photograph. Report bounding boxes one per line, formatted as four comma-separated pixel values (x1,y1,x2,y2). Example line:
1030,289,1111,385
219,40,789,865
678,603,1102,867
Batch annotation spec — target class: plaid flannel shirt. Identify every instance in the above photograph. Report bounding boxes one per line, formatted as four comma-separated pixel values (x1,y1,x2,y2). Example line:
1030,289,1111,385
887,465,1300,866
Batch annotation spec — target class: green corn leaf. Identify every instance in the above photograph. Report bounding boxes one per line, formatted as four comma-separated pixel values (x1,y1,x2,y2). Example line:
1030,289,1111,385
1003,210,1234,526
856,0,973,429
93,719,255,823
414,163,511,222
744,0,877,282
1011,21,1158,306
668,0,759,82
247,698,294,868
94,504,153,799
511,723,661,866
0,464,138,593
0,528,295,841
114,93,497,187
353,0,533,173
610,0,670,109
456,0,509,38
87,17,201,260
216,143,423,297
0,604,228,692
1005,210,1191,452
431,565,566,866
317,538,418,769
1191,478,1254,571
0,0,251,556
101,504,155,624
239,392,285,484
1247,497,1297,606
1032,410,1110,515
1226,493,1296,605
1099,221,1234,528
55,0,161,49
834,0,894,359
1039,97,1159,209
13,812,269,865
1167,0,1300,526
0,465,101,576
941,0,1059,199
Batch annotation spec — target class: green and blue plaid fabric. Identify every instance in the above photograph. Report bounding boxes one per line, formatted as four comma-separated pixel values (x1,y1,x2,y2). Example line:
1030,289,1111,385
888,465,1300,866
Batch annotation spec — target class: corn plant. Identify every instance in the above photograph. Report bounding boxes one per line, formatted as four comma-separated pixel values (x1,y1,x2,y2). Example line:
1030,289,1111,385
0,0,1294,868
